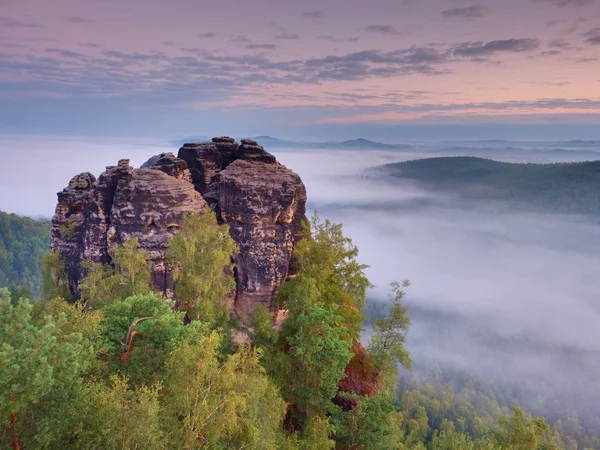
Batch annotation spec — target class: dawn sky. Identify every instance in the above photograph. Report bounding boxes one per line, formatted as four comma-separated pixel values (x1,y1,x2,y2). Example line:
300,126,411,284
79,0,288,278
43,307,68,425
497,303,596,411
1,0,599,139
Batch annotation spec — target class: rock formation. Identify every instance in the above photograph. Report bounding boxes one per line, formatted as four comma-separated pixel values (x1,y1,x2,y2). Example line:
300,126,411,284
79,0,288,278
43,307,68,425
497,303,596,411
51,137,307,319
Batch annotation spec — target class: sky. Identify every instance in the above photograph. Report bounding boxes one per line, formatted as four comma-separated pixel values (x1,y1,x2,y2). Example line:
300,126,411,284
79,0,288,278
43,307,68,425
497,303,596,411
1,0,600,139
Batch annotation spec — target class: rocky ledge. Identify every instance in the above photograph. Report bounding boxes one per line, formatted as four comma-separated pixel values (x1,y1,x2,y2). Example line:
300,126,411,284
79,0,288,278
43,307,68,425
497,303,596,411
51,137,307,319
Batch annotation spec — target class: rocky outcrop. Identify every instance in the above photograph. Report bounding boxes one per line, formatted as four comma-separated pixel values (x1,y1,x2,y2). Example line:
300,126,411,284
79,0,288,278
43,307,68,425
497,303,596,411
51,137,307,319
52,159,206,299
218,158,306,317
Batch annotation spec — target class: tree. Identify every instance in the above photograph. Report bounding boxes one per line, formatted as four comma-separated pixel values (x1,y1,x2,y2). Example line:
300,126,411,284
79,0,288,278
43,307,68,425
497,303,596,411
166,211,237,323
0,289,92,449
279,212,372,338
0,211,51,298
41,251,72,301
70,376,165,450
98,293,207,386
430,429,499,450
369,281,412,387
279,278,353,421
491,406,561,450
332,393,403,450
8,285,33,305
163,332,287,449
79,238,152,308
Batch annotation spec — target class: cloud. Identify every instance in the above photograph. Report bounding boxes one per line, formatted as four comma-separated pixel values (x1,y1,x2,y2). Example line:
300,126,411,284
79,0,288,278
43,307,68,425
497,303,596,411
452,39,541,57
230,35,251,44
245,43,277,50
317,35,338,41
302,10,323,18
78,42,101,48
65,16,94,24
46,48,84,58
0,16,44,28
441,6,486,20
534,0,596,6
547,39,572,49
275,33,299,40
365,25,402,36
584,27,600,44
533,50,562,57
198,32,217,38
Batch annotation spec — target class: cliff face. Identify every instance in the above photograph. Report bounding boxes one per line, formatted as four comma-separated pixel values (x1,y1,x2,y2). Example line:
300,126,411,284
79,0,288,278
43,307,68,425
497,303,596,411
51,138,307,318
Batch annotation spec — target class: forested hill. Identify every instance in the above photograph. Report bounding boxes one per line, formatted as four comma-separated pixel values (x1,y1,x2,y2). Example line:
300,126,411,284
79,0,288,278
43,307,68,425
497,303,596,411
0,210,51,296
377,157,600,215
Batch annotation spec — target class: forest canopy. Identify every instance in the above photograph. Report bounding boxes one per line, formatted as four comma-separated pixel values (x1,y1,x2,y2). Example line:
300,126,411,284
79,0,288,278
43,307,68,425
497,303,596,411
377,157,600,215
0,210,50,297
0,211,598,449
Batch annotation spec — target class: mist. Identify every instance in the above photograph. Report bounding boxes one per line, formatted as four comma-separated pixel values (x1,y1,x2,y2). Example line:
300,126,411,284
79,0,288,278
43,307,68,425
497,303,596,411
2,134,599,424
272,147,600,425
0,135,173,218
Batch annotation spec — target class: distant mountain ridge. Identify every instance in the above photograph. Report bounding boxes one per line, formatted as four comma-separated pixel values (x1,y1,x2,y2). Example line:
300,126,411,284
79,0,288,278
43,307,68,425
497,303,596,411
171,135,412,150
372,156,600,216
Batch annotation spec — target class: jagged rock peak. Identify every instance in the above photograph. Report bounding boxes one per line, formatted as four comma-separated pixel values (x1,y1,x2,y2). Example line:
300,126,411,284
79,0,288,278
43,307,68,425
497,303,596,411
52,137,308,320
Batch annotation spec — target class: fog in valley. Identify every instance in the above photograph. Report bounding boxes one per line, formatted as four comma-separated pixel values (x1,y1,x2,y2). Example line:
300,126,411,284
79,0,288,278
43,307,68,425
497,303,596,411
2,135,600,425
272,147,600,426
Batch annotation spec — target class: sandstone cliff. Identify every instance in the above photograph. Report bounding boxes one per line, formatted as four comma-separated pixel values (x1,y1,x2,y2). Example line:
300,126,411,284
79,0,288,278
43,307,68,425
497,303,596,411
51,138,307,318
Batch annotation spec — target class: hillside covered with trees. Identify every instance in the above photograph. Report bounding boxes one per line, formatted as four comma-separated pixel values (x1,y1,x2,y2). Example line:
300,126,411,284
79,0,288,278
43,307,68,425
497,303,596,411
376,157,600,216
0,210,50,297
1,210,599,449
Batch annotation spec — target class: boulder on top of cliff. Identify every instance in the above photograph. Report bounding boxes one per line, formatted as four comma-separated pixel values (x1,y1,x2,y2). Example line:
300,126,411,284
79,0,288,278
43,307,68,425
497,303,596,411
212,136,238,167
68,172,96,190
238,140,277,164
142,152,192,182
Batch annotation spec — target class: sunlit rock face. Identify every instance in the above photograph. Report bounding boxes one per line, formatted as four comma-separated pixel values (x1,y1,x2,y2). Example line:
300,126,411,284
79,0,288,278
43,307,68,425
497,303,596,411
51,137,307,319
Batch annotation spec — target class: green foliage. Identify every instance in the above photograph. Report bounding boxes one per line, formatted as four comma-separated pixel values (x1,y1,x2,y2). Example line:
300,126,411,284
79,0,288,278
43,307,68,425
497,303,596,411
369,281,412,387
71,376,165,450
166,211,238,322
279,278,353,420
163,333,286,450
0,289,92,449
430,430,498,450
2,209,598,449
382,157,600,215
296,415,336,450
98,292,207,386
79,238,152,308
491,406,561,450
41,251,72,301
399,383,504,440
8,285,33,305
333,393,403,449
58,218,77,239
0,210,51,297
280,212,372,338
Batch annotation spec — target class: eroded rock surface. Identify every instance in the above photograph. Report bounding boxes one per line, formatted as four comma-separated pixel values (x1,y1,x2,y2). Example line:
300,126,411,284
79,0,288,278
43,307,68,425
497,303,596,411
52,137,307,318
52,162,206,298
